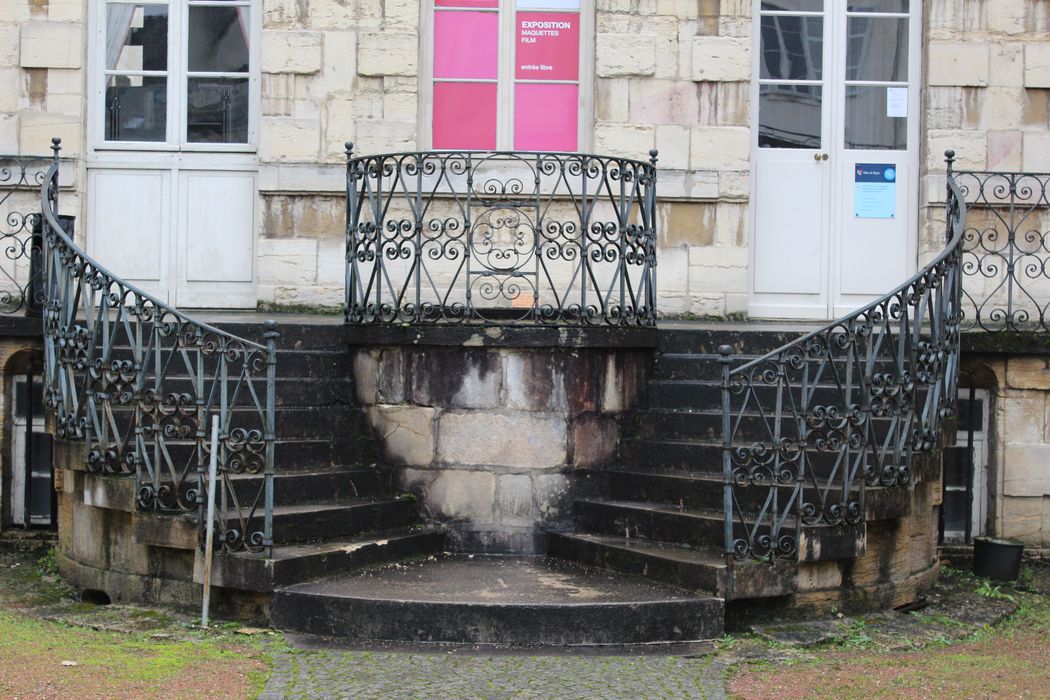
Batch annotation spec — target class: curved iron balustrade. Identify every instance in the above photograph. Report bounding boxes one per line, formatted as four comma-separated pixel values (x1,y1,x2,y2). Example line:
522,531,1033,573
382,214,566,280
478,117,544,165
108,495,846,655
955,170,1050,333
38,139,276,554
0,154,52,314
345,147,658,325
720,152,966,562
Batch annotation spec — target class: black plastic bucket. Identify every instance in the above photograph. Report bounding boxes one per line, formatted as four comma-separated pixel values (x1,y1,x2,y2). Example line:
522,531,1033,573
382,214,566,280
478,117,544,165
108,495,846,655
973,537,1025,581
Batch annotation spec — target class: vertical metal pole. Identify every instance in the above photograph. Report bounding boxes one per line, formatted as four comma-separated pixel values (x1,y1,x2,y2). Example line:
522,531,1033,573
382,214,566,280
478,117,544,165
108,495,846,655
648,149,659,324
23,371,32,526
964,373,976,544
263,320,279,556
344,142,354,323
201,415,220,627
719,345,736,593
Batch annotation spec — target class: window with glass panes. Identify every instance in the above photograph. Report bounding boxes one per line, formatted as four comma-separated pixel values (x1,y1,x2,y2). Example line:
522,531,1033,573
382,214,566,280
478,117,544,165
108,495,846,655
428,0,588,151
99,0,256,147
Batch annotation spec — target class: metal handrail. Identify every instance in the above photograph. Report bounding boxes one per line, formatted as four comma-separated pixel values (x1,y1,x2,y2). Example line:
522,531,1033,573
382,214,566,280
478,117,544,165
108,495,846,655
720,151,966,562
344,147,659,326
39,138,276,553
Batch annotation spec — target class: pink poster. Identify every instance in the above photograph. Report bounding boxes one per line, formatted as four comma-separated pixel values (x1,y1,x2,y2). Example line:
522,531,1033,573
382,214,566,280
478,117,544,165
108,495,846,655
514,83,578,151
435,0,498,6
433,82,497,150
515,11,579,81
434,11,499,80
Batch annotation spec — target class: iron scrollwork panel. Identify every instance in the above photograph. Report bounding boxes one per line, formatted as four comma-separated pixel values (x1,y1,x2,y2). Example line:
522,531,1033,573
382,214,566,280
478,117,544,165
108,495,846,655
956,171,1050,333
345,149,658,326
721,153,966,562
38,142,277,554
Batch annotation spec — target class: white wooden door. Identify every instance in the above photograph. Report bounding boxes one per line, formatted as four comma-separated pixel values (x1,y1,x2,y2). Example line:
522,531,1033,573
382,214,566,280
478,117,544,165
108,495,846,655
86,156,258,309
750,0,920,320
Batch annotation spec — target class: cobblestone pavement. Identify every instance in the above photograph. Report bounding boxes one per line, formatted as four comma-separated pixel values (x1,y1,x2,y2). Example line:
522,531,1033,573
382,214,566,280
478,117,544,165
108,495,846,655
260,646,728,700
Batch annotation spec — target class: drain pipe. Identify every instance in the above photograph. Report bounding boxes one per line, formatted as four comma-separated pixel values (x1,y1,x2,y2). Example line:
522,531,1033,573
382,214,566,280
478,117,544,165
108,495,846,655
201,415,220,627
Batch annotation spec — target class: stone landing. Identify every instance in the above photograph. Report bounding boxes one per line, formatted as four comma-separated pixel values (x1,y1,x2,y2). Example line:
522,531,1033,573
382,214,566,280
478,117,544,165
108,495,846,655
272,554,724,646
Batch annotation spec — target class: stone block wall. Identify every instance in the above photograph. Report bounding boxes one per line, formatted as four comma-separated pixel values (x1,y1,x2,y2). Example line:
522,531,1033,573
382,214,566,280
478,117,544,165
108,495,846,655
921,0,1050,262
351,343,648,554
964,354,1050,548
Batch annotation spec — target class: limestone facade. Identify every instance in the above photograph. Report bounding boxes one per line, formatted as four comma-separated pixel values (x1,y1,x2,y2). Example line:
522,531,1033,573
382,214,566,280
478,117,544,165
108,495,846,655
2,0,1050,548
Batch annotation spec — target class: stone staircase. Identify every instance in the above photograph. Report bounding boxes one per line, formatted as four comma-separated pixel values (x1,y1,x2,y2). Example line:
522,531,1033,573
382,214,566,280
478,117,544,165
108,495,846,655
184,323,447,595
134,321,927,645
549,327,800,603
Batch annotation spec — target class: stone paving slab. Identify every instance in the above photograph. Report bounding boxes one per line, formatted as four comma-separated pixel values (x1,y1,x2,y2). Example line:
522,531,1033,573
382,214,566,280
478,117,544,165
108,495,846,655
260,648,727,700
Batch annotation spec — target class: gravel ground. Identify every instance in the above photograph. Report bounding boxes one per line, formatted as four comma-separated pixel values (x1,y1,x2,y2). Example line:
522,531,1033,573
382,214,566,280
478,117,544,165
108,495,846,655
2,538,1045,700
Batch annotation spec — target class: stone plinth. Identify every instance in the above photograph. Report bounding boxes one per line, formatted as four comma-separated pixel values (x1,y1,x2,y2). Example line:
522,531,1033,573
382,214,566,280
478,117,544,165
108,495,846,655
350,327,655,554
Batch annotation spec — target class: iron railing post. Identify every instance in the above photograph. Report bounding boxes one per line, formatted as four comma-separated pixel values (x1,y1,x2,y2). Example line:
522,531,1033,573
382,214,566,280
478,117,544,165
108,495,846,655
719,344,735,574
264,320,278,555
648,149,659,325
344,142,354,323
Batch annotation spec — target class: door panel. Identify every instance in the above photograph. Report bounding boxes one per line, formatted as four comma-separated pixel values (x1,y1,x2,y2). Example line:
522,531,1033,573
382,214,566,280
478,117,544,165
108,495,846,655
86,162,257,308
87,169,170,298
176,170,257,307
753,160,826,296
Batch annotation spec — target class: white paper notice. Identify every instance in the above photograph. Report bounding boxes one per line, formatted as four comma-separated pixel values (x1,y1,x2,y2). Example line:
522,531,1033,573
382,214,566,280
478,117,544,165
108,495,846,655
886,87,907,118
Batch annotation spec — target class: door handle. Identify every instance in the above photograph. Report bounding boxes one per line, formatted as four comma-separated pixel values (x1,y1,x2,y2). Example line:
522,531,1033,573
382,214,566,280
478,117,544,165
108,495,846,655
813,153,829,161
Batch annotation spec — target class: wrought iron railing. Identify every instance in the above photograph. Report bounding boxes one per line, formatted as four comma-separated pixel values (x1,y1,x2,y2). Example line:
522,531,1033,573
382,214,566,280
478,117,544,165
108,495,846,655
720,152,966,561
38,139,276,553
955,169,1050,332
344,147,658,325
0,154,52,315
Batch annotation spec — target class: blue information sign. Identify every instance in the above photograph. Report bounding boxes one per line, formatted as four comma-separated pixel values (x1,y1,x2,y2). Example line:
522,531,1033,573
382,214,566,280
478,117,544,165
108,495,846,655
854,163,896,219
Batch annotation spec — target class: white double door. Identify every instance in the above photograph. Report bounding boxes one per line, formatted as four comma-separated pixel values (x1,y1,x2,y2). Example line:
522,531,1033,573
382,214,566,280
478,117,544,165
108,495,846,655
86,153,258,309
749,0,920,320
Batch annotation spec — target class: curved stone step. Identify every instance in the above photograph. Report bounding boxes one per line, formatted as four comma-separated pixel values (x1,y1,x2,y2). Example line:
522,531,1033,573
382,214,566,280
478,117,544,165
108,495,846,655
272,554,724,646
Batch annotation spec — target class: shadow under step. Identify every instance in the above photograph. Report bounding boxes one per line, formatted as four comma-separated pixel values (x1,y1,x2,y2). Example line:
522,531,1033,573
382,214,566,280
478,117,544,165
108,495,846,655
547,532,797,601
547,531,726,595
268,497,419,543
203,526,447,592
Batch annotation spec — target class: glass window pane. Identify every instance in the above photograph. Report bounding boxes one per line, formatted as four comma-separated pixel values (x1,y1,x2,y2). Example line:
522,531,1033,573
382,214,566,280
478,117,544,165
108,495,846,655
188,6,250,73
516,12,579,81
187,77,249,143
846,17,907,82
847,1,908,12
844,85,906,150
761,1,823,11
434,11,499,79
514,83,577,151
759,85,822,148
433,82,497,149
943,446,971,487
105,75,167,141
760,15,823,81
956,398,984,432
106,4,167,71
943,490,967,533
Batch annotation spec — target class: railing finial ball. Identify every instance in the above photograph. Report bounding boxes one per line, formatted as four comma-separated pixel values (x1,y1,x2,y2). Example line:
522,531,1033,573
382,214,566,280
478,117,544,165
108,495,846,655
345,142,354,159
717,344,734,359
51,137,61,155
263,319,279,337
944,149,955,161
649,148,659,165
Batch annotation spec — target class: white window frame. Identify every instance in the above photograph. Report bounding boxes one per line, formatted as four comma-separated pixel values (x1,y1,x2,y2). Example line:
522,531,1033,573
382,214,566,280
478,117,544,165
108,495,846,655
419,0,595,152
89,0,261,153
